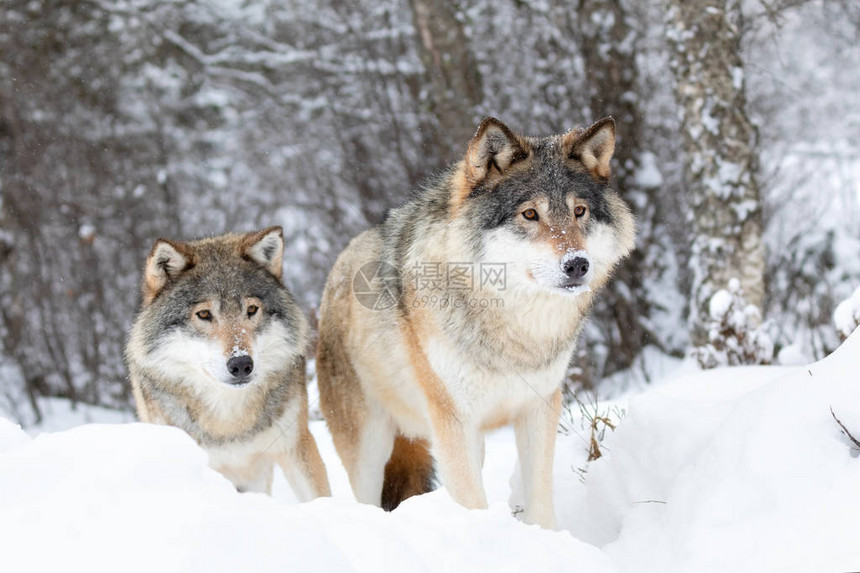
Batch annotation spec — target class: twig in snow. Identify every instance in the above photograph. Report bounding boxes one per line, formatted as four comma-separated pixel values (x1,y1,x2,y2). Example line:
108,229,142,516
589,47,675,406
830,407,860,450
588,414,617,462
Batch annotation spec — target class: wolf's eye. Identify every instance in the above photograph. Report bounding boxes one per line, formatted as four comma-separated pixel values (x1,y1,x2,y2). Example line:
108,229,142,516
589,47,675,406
196,310,213,321
522,208,539,221
574,205,587,218
247,305,259,317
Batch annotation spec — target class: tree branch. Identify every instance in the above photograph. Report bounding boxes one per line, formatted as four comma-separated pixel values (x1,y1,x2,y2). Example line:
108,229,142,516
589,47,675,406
830,407,860,449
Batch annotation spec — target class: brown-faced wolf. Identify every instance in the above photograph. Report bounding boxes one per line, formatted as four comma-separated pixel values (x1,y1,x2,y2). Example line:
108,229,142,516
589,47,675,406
317,117,635,528
126,227,330,499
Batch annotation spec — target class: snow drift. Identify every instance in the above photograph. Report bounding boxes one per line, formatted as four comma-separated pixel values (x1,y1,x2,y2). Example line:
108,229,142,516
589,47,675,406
2,330,859,572
0,420,611,573
558,328,860,572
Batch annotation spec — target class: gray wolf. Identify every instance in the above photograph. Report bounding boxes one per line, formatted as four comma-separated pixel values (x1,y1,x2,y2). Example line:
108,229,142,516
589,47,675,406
126,227,330,499
316,117,635,528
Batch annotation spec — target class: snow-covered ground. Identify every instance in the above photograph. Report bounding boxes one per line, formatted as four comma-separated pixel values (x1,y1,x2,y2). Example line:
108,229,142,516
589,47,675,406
2,329,859,572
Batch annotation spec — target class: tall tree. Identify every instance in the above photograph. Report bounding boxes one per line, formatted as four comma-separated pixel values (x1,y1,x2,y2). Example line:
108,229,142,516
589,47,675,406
571,0,665,376
409,0,482,165
664,0,765,345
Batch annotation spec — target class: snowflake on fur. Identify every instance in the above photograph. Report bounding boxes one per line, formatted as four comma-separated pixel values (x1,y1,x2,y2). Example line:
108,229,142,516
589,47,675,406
693,278,774,369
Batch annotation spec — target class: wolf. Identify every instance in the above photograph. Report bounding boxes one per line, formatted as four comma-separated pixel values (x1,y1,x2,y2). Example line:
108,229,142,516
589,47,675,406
317,117,635,528
126,227,331,499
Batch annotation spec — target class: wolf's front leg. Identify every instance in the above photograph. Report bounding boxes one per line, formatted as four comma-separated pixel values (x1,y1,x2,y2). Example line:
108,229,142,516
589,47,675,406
340,409,397,506
513,388,561,529
428,409,488,510
212,456,274,494
277,427,332,501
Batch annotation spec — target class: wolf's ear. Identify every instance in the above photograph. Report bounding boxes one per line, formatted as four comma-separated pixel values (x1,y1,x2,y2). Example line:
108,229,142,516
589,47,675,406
144,239,193,304
243,226,284,279
563,117,616,180
464,117,529,187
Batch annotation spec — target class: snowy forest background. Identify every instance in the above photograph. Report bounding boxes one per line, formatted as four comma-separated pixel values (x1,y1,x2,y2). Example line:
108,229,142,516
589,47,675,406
1,0,859,424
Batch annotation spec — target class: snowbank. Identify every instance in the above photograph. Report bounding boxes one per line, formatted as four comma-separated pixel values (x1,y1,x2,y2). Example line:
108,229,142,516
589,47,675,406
0,422,612,573
2,331,859,572
558,328,860,573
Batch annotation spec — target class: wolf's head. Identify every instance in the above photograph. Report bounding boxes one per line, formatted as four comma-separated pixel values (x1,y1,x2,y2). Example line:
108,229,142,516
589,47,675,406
133,227,307,388
450,117,635,296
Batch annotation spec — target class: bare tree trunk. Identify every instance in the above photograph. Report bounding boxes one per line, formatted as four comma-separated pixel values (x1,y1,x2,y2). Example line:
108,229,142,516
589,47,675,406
572,0,662,376
664,0,765,344
409,0,482,164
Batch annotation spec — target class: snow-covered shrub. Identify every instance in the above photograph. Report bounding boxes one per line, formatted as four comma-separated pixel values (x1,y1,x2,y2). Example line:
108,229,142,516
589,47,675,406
834,286,860,340
693,278,774,369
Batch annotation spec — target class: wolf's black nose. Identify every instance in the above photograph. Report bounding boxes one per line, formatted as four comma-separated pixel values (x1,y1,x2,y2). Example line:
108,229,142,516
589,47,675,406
564,257,590,280
227,355,254,381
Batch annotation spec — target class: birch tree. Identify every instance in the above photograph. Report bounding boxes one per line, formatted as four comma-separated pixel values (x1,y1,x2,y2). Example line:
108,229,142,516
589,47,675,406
664,0,766,347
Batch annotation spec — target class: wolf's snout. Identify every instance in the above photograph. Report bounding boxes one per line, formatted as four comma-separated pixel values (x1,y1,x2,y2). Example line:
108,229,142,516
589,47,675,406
563,257,590,282
227,355,254,382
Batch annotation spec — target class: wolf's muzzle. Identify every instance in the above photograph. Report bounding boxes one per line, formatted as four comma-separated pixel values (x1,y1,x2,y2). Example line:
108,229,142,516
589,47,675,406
562,256,590,286
226,355,254,384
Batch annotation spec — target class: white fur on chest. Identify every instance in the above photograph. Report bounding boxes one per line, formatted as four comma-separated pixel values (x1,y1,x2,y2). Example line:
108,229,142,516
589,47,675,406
501,287,584,346
205,400,302,468
425,335,571,424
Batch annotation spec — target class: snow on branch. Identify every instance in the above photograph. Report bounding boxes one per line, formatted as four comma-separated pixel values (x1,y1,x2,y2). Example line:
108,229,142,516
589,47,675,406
833,286,860,340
